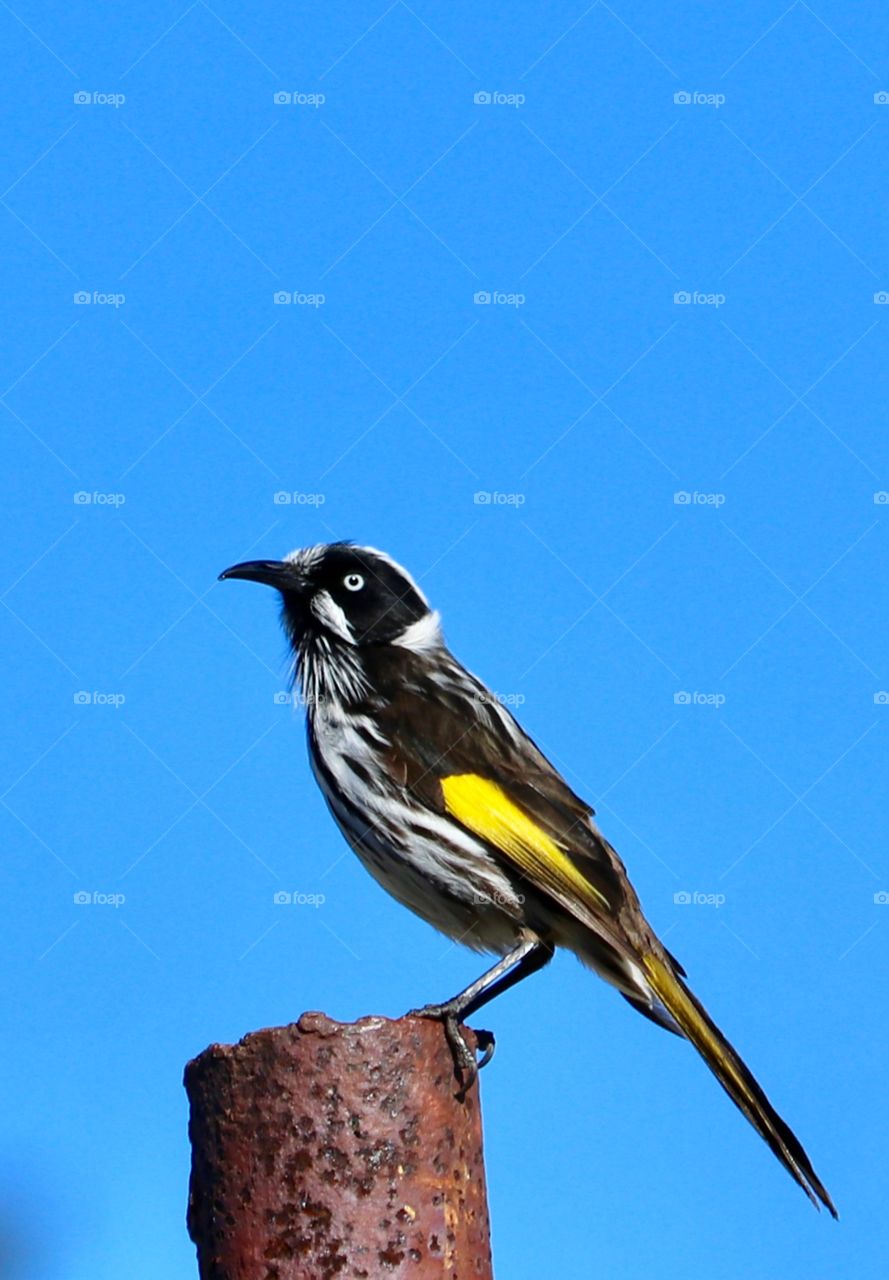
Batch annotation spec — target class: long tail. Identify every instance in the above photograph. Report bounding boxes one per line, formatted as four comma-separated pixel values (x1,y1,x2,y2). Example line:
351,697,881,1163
641,953,837,1217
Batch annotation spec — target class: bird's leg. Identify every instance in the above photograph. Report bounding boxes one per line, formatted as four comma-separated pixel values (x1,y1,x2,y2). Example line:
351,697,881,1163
408,937,554,1096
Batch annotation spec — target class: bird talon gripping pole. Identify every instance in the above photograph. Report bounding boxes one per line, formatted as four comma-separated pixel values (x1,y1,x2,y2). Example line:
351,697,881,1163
408,937,554,1093
442,1021,495,1102
407,1005,495,1096
220,542,837,1217
444,1016,481,1098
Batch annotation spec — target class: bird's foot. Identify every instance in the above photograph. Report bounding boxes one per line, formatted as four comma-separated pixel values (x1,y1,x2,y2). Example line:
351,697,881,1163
407,1002,495,1099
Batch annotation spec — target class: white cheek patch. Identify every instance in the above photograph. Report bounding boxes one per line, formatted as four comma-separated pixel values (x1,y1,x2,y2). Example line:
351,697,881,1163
310,590,355,643
392,611,442,651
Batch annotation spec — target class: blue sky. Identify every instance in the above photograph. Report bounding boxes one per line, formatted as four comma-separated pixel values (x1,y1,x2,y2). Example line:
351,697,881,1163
3,3,888,1276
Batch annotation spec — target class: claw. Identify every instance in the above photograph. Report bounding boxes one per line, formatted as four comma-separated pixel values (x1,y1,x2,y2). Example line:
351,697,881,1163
407,1003,496,1098
473,1029,496,1071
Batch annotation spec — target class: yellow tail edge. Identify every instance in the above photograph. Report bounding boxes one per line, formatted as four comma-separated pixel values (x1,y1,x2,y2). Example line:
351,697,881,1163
642,954,837,1219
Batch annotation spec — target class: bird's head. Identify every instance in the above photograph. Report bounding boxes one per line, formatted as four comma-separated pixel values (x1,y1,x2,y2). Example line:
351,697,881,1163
219,542,441,653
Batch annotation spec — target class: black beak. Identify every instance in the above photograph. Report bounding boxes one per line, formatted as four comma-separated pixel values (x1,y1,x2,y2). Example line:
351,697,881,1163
218,560,304,591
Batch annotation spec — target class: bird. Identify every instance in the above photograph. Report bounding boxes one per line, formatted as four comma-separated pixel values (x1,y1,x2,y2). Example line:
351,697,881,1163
220,541,836,1217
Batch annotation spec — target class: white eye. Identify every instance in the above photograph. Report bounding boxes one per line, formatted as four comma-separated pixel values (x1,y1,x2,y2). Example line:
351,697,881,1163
344,572,364,592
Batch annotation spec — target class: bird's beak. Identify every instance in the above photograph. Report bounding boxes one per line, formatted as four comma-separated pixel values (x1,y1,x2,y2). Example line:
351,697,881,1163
218,560,305,591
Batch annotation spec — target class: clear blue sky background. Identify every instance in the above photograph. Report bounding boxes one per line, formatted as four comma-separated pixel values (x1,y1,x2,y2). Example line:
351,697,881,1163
3,3,887,1277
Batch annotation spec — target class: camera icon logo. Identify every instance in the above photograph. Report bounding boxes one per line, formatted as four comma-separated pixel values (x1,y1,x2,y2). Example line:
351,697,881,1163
273,691,291,705
473,291,491,304
673,91,691,104
874,92,889,105
875,891,889,904
673,691,691,704
874,492,889,504
73,690,91,704
673,491,691,505
273,890,292,905
874,691,889,704
673,890,692,904
473,91,492,104
273,290,292,305
74,890,92,904
274,91,292,105
673,290,691,304
74,291,91,304
874,291,889,304
74,91,92,105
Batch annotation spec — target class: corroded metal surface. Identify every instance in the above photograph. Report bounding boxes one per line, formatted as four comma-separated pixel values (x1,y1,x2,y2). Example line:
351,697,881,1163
185,1013,493,1279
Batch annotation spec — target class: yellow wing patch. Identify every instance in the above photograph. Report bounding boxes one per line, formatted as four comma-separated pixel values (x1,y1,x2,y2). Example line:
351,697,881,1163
440,773,608,910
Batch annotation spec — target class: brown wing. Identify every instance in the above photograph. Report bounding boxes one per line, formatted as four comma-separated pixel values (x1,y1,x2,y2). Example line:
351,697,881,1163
364,650,647,941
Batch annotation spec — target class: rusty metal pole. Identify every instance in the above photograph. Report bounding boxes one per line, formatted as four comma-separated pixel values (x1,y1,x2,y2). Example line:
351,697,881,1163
184,1013,494,1279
